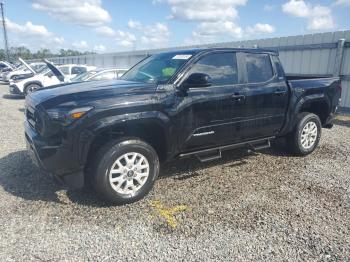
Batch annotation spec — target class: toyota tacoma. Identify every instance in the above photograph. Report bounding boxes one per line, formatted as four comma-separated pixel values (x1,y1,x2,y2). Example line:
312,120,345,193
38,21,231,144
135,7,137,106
25,48,342,204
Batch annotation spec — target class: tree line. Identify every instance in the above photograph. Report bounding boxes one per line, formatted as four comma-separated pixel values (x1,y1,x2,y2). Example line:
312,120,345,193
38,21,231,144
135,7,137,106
0,46,96,62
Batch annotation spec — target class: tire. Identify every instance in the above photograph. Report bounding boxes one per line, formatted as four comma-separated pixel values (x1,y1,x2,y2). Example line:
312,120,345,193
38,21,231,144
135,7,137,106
24,83,41,96
286,112,321,156
92,139,159,205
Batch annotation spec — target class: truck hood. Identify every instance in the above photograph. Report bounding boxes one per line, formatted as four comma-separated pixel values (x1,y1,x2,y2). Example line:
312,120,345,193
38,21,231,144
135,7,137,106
27,79,158,109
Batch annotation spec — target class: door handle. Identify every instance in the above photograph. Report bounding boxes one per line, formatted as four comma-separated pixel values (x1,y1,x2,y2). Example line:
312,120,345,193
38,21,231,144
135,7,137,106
274,89,287,96
232,93,245,101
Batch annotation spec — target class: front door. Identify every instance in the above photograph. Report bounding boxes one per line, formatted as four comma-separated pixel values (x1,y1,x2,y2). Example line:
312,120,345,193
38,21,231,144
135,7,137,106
176,52,242,151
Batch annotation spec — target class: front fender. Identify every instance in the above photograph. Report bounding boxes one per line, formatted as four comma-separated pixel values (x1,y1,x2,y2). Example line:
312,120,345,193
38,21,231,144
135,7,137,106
77,111,172,164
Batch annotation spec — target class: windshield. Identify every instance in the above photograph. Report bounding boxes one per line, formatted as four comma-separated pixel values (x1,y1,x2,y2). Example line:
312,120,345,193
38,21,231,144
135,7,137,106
120,52,195,84
71,70,97,82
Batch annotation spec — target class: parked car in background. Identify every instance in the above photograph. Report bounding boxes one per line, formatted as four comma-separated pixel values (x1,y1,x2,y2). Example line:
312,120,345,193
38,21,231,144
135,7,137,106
9,60,96,95
24,48,341,204
0,61,15,79
0,61,14,71
71,68,128,82
2,58,46,83
58,64,96,81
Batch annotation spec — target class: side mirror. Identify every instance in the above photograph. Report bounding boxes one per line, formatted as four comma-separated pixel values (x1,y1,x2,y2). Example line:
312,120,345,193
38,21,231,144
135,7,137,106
182,73,212,89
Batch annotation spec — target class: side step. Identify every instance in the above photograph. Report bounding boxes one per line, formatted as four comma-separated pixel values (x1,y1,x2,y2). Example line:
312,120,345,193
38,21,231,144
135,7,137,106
247,140,271,152
179,137,274,163
196,149,222,162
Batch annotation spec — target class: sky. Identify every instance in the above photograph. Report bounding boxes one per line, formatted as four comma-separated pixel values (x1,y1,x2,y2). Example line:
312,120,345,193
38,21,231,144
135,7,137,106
2,0,350,53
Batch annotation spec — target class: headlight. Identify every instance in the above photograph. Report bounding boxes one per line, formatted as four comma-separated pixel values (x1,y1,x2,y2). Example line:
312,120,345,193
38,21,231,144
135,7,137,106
46,106,93,126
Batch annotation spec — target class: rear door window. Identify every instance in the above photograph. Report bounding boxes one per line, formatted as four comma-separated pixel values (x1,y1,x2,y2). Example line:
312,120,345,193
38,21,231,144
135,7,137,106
245,53,274,83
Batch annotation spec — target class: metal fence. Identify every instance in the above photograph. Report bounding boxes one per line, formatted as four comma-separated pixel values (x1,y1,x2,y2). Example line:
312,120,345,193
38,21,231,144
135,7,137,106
47,30,350,109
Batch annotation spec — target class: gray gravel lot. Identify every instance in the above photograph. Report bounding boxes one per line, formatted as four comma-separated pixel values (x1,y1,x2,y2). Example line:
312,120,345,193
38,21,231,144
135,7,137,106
0,84,350,261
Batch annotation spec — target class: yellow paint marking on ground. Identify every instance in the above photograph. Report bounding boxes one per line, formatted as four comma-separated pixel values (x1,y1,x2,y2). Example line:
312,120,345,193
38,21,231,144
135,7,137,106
149,200,187,228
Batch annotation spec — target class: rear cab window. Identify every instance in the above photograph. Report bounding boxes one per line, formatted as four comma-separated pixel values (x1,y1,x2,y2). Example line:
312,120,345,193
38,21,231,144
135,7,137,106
245,53,274,83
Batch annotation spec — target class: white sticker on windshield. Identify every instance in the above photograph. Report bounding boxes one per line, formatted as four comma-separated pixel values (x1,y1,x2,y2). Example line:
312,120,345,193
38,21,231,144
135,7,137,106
172,54,192,60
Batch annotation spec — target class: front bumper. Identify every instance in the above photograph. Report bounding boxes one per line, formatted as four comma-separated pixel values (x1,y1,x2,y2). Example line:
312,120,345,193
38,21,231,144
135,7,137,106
9,84,23,95
24,121,84,189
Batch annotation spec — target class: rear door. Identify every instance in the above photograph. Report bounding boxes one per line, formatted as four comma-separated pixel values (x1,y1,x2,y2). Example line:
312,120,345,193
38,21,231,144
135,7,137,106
234,52,289,140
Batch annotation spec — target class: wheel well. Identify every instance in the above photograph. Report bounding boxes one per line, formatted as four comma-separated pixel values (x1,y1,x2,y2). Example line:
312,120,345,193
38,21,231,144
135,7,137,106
24,81,42,91
299,100,329,125
85,121,168,169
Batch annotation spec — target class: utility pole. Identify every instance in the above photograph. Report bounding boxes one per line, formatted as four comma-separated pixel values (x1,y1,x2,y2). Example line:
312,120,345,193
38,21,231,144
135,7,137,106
0,2,10,61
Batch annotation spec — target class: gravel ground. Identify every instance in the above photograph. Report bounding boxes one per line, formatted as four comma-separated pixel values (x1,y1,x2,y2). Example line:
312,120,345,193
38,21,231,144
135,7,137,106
0,84,349,261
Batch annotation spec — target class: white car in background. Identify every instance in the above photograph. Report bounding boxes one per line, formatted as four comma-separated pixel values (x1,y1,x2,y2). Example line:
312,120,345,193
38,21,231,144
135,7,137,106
0,61,14,72
3,58,46,83
0,61,15,79
9,60,96,95
71,68,128,82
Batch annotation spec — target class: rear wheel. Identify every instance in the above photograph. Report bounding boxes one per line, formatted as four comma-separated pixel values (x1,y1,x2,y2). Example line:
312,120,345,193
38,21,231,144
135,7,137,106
286,112,321,156
92,139,159,205
24,83,41,96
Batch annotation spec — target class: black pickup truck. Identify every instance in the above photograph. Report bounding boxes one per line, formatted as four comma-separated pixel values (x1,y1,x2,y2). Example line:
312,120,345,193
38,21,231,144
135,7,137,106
25,48,342,204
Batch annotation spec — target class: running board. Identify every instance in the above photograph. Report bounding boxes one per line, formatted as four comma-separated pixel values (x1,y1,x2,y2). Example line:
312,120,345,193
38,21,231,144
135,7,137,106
248,140,271,152
179,137,274,163
196,149,222,162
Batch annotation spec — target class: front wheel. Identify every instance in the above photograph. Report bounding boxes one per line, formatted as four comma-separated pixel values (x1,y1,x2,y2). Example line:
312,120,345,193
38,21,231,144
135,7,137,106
24,83,41,96
286,112,322,156
92,139,159,205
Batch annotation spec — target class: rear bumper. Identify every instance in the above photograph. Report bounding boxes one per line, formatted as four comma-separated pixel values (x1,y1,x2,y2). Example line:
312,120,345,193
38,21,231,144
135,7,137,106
9,84,23,95
24,121,84,189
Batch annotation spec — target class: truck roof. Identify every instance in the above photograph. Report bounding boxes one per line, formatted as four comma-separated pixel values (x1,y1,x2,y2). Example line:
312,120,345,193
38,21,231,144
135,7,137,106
157,47,278,56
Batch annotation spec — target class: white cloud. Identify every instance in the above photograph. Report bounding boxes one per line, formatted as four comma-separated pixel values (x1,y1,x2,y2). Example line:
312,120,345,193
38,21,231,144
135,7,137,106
6,19,52,38
246,23,275,35
185,21,275,45
307,6,335,30
115,30,137,47
127,21,170,48
93,44,106,52
6,18,65,50
282,0,310,17
334,0,350,6
128,19,143,30
95,26,136,48
155,0,247,22
32,0,111,27
156,0,274,46
72,40,89,49
263,4,276,11
195,21,243,38
53,36,65,44
141,23,170,47
94,26,116,37
282,0,335,30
